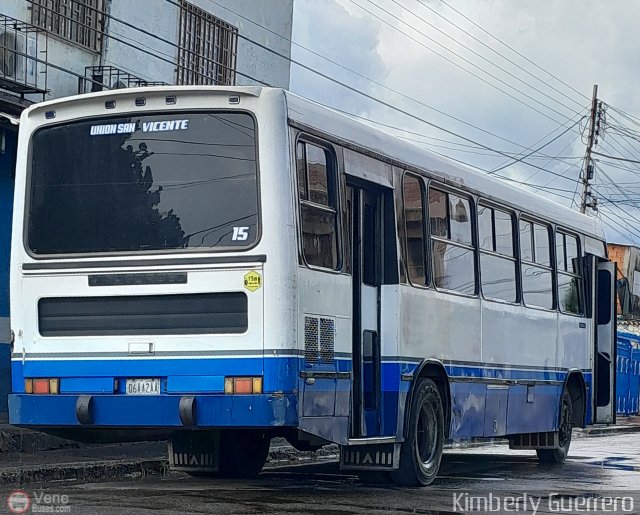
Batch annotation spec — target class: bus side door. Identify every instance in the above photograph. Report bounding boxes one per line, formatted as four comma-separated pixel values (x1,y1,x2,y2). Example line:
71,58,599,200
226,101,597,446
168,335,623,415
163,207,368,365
594,259,617,424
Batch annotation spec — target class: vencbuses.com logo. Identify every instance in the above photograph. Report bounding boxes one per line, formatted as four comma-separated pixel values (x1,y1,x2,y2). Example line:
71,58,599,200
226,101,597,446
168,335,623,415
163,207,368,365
7,490,31,514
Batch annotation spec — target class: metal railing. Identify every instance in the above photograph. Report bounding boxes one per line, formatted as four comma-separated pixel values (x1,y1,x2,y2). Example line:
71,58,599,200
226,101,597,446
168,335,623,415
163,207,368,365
0,14,48,100
78,65,167,94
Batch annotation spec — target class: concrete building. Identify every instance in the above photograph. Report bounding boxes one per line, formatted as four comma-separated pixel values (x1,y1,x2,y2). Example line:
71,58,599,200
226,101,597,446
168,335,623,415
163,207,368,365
0,0,294,420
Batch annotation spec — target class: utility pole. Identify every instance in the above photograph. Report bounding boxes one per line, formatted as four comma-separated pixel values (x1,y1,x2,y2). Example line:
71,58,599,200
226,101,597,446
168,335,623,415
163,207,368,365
580,84,598,213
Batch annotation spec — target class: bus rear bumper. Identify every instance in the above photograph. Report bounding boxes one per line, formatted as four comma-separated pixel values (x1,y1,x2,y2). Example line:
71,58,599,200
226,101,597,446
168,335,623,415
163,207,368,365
8,393,298,428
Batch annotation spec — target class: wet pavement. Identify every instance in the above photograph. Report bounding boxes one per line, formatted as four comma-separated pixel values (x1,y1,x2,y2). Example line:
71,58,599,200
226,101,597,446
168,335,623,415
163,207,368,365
1,432,637,514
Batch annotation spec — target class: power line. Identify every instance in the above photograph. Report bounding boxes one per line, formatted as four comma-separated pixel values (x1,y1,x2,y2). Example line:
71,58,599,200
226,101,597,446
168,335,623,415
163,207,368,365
347,0,579,125
386,0,584,117
488,117,584,174
438,0,590,103
414,0,586,110
593,151,640,165
200,0,596,162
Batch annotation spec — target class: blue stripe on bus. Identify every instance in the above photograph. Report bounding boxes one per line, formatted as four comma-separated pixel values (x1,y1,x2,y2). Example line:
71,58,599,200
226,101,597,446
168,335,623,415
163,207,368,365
9,355,592,432
12,357,590,392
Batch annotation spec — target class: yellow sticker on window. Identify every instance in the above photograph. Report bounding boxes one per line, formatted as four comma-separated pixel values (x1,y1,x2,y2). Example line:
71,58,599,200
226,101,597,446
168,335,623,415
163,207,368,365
244,270,262,292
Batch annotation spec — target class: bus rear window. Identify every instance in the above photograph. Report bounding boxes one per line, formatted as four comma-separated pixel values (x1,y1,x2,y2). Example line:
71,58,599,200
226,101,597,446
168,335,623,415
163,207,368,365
27,112,258,255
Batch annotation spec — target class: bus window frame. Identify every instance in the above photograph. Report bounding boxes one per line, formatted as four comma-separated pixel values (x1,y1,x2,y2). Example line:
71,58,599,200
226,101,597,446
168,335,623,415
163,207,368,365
555,227,585,317
401,171,429,289
23,108,263,260
427,181,478,298
477,200,519,305
294,132,343,273
519,215,556,312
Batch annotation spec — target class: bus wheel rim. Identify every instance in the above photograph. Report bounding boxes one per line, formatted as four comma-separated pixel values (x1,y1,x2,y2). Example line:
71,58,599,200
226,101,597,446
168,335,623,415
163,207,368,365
416,402,438,467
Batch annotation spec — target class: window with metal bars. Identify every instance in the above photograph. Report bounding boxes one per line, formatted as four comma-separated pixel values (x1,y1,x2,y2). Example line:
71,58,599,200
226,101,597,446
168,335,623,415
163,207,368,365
177,0,238,86
30,0,104,53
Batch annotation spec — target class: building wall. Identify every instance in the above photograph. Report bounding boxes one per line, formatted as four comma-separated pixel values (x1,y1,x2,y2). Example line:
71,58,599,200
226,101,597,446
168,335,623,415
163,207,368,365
103,0,294,89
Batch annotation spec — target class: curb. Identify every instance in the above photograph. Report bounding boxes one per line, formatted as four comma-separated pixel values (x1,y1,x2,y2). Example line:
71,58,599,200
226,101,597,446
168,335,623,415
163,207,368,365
577,424,640,437
0,458,166,486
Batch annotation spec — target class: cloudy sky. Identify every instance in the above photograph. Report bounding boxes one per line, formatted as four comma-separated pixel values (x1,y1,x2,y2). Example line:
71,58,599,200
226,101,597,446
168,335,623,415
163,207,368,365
290,0,640,244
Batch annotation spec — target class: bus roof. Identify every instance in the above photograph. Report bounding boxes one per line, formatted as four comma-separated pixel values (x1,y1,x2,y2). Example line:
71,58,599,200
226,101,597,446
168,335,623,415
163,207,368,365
284,90,604,241
20,85,604,240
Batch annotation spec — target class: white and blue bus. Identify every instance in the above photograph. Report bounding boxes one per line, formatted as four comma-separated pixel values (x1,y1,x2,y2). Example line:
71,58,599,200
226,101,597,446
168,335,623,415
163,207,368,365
8,86,616,485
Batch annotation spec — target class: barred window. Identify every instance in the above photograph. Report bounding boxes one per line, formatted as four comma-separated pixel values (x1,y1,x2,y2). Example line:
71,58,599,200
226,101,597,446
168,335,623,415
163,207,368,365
177,0,238,86
31,0,105,53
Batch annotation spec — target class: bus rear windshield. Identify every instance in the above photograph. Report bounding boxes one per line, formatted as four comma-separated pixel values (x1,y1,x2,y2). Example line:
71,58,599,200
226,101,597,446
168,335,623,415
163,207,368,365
27,112,258,255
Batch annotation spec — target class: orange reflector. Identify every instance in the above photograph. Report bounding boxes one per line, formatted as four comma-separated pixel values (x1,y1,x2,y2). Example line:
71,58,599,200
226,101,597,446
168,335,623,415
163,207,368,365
33,379,50,394
234,377,253,394
25,378,33,394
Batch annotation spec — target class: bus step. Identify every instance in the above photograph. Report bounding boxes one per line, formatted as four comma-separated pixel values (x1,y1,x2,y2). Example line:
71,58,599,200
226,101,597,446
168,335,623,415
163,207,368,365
339,443,400,471
509,431,559,450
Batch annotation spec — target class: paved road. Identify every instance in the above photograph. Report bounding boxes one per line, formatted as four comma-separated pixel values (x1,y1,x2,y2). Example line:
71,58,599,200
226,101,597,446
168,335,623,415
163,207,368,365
3,433,639,514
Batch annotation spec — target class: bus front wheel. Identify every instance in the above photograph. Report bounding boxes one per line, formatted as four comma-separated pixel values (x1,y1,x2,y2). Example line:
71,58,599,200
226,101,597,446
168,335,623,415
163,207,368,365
537,390,572,464
391,378,444,486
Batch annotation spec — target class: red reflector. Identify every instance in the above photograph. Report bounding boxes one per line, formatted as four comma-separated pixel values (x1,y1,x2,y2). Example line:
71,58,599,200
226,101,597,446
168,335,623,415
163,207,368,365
234,378,253,394
33,379,50,394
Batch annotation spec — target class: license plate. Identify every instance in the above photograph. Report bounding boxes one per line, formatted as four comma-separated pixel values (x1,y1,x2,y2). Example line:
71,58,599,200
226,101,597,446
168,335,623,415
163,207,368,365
126,378,161,395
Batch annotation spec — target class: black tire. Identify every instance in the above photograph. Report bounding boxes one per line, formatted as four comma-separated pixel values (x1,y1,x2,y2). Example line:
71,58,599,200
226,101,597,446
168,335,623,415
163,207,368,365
218,430,271,478
391,378,445,486
537,390,572,464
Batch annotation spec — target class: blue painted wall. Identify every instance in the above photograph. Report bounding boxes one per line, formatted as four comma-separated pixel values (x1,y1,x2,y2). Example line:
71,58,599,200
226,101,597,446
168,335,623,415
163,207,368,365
0,127,17,421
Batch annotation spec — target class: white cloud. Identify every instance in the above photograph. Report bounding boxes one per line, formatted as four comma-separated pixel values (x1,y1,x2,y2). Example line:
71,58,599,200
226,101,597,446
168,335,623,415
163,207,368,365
290,0,640,242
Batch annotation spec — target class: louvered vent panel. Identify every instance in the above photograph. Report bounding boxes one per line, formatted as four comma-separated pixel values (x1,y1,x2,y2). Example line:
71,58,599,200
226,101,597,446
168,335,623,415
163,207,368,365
304,316,319,363
319,317,335,363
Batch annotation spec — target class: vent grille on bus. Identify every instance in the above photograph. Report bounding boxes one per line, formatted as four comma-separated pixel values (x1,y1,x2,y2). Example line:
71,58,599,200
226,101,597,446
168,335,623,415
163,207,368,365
38,292,248,336
304,315,335,364
319,318,335,363
304,316,319,363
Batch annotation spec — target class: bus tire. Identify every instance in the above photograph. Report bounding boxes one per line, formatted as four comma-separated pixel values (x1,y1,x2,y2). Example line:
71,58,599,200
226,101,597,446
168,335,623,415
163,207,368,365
537,390,572,464
218,430,271,478
391,378,444,486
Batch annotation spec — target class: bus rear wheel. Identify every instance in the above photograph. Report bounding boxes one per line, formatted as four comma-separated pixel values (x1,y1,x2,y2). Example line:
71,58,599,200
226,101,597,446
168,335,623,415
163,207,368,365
537,390,572,464
391,378,444,486
217,430,271,478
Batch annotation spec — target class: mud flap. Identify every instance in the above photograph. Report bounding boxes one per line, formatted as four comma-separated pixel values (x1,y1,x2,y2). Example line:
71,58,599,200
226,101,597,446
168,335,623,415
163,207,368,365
169,430,220,473
340,443,400,471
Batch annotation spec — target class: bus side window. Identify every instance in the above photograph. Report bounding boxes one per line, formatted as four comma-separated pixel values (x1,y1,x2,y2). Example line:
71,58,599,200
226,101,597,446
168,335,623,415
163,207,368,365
429,186,476,295
521,220,554,310
402,174,427,286
296,140,340,270
557,231,583,315
479,204,517,303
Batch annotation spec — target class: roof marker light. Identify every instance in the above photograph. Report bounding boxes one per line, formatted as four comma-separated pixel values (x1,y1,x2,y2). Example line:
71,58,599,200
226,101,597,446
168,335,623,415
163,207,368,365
135,97,146,107
165,95,177,105
105,100,116,110
228,95,240,105
45,110,56,119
